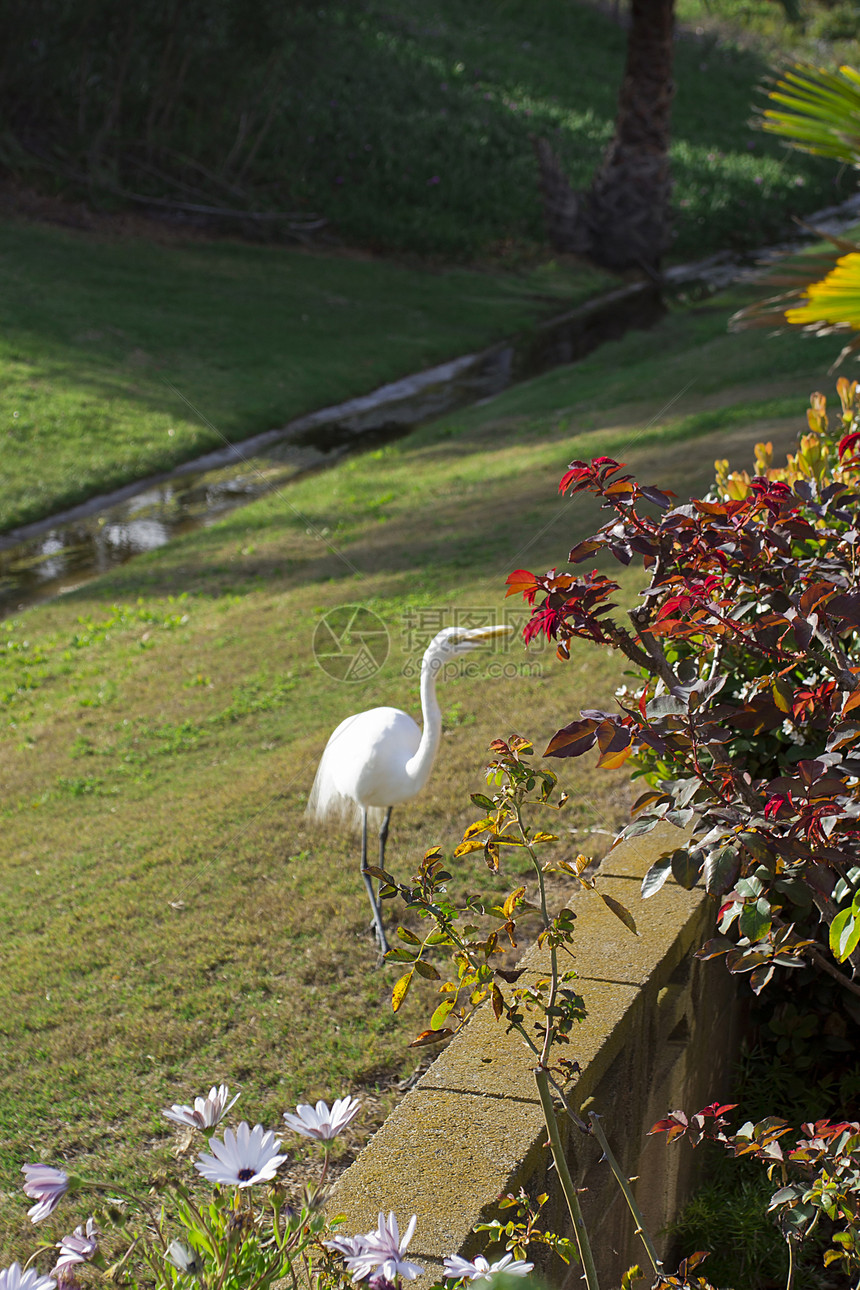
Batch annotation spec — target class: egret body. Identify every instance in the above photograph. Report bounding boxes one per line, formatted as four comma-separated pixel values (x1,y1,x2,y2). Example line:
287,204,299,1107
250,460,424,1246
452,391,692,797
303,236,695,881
308,624,513,952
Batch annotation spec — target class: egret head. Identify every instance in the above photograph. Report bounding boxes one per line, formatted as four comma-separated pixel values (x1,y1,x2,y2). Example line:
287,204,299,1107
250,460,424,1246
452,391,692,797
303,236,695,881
423,623,514,667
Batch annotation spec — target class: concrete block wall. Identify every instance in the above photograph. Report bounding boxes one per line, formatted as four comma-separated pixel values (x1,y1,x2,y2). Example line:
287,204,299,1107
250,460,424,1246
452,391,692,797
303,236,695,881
330,824,741,1286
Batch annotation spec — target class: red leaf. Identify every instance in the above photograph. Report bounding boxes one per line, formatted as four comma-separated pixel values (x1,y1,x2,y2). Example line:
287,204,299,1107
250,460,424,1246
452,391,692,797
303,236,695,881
544,719,598,758
409,1029,454,1047
505,569,539,599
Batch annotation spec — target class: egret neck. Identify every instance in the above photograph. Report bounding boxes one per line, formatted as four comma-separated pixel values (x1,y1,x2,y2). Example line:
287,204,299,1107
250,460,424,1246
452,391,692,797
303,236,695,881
404,655,444,794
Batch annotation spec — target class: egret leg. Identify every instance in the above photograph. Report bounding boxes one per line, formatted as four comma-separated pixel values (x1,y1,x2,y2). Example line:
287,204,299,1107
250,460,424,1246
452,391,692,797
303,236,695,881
361,807,389,955
378,806,392,871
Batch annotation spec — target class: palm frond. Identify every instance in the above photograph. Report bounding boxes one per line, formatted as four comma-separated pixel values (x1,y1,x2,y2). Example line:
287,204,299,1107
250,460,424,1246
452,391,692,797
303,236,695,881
786,251,860,327
762,64,860,165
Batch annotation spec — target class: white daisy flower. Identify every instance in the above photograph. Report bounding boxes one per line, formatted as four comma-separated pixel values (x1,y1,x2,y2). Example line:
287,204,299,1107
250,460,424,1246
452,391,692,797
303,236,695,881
163,1083,239,1130
283,1096,361,1143
53,1217,99,1273
344,1212,423,1283
443,1253,534,1282
324,1233,371,1260
0,1265,55,1290
21,1164,69,1223
194,1121,287,1187
166,1241,203,1274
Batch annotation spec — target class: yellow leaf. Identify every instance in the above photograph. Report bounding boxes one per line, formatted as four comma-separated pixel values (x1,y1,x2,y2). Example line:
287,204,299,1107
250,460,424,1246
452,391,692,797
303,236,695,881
532,830,559,844
786,253,860,332
598,743,633,770
392,971,413,1013
503,886,526,918
463,816,496,841
599,891,639,936
454,838,487,857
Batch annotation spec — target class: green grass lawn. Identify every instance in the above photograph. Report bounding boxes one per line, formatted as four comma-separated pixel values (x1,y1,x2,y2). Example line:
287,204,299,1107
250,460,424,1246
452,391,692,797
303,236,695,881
0,219,610,531
0,274,847,1257
283,0,838,259
7,0,841,261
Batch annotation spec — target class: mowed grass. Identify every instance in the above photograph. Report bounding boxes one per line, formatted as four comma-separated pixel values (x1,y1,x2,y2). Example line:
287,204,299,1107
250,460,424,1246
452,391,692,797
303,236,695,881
0,218,610,531
0,285,847,1256
158,0,839,260
6,0,840,262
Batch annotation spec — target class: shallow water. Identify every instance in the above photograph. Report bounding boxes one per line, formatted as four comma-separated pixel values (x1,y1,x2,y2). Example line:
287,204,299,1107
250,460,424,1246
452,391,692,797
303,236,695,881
3,190,860,620
0,283,663,617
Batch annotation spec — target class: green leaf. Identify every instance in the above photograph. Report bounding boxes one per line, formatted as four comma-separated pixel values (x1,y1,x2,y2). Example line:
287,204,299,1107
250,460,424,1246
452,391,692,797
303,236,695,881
430,998,455,1030
671,848,701,890
397,926,421,946
413,960,440,981
364,865,396,884
830,907,860,962
704,844,739,896
384,947,415,963
641,852,673,898
470,793,495,810
739,897,772,943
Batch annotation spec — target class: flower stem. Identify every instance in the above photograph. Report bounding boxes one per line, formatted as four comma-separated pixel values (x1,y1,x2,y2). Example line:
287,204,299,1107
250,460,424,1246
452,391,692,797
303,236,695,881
534,1066,600,1290
786,1235,796,1290
587,1112,662,1276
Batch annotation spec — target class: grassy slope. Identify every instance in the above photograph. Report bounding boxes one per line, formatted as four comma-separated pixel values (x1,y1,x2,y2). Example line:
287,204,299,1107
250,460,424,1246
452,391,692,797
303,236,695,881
292,0,837,259
2,0,848,535
0,219,609,531
5,0,840,260
0,280,846,1256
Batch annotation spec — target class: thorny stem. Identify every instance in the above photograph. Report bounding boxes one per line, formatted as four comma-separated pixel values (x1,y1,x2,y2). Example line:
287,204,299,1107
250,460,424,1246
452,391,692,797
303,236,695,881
546,1072,590,1136
686,716,732,806
508,1014,543,1060
629,620,678,691
512,797,555,1068
603,620,653,671
587,1113,663,1277
534,1068,600,1290
513,786,602,1288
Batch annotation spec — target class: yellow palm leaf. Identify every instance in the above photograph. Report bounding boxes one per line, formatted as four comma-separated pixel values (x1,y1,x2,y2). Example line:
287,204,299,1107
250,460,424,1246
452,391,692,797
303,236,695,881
786,253,860,329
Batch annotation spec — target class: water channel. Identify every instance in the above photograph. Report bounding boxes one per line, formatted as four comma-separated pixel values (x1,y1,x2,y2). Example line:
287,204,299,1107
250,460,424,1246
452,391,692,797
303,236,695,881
3,191,860,619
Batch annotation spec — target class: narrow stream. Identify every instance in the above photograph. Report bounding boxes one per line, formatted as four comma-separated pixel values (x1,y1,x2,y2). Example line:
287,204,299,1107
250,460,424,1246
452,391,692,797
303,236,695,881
2,190,859,620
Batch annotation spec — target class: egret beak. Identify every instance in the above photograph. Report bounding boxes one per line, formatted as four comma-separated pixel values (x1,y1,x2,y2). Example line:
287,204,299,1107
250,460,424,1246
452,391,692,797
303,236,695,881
462,624,515,646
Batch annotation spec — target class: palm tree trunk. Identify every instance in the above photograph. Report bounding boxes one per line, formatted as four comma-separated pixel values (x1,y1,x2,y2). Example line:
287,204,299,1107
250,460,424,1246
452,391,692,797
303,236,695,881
535,0,675,274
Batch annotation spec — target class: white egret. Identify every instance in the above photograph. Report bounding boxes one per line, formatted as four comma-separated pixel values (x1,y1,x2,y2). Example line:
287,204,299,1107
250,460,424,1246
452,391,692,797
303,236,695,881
308,624,513,953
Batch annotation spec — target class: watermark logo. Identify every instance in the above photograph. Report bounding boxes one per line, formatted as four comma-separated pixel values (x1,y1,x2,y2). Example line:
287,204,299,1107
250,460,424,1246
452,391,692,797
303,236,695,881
313,604,390,682
314,604,543,683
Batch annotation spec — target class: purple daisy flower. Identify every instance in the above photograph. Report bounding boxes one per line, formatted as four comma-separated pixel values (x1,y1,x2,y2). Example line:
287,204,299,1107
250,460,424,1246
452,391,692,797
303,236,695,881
22,1165,69,1223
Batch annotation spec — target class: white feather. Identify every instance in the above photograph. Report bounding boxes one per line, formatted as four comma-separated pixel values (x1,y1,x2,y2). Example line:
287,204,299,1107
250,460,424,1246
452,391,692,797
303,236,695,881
307,707,422,832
